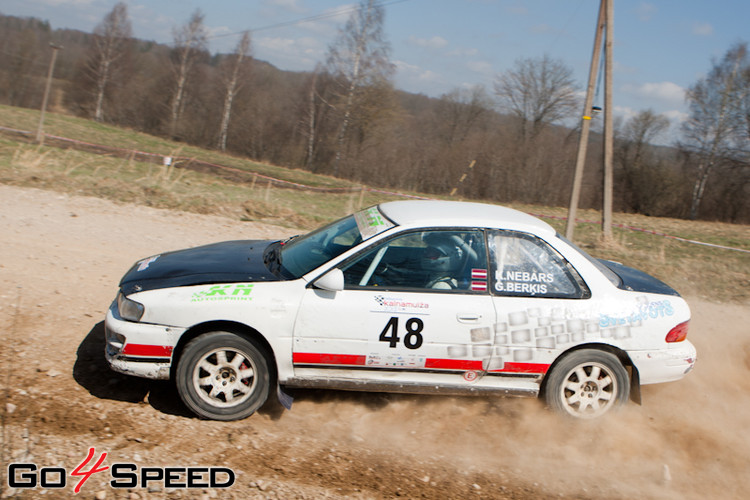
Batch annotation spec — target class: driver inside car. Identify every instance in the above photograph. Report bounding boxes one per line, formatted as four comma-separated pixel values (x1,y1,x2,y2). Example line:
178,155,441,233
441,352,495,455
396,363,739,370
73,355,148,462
421,233,471,289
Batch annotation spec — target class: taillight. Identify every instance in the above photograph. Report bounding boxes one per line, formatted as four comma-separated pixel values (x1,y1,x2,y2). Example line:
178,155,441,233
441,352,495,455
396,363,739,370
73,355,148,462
665,321,689,343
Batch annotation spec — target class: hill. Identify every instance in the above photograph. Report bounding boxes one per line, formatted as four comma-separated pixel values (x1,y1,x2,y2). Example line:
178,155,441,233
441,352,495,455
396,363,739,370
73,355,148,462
1,12,747,223
0,102,748,304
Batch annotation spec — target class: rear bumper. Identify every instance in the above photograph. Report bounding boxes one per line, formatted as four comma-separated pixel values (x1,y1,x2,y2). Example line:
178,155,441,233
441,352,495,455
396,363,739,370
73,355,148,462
104,301,184,380
629,340,696,385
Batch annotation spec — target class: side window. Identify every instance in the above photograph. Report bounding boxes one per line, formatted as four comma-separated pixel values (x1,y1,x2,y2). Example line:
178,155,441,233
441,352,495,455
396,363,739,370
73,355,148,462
488,230,588,299
341,230,489,293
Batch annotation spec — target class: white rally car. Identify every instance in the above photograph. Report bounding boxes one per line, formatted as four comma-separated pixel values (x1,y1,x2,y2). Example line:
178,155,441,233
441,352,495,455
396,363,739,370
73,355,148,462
105,201,696,420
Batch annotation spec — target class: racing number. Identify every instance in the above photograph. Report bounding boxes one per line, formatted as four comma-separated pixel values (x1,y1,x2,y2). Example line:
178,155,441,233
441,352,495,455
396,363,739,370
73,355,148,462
379,317,424,349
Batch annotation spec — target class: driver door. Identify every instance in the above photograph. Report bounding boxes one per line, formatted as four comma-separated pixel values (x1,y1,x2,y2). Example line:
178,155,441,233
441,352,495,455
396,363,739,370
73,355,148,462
292,229,498,388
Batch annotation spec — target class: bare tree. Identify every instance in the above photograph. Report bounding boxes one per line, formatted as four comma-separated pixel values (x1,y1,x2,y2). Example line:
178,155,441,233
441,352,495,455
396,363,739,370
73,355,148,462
682,42,750,219
620,109,670,170
87,2,132,122
435,86,492,145
170,9,207,138
217,31,251,152
615,109,675,214
324,0,395,176
493,55,579,201
299,66,337,170
494,55,579,141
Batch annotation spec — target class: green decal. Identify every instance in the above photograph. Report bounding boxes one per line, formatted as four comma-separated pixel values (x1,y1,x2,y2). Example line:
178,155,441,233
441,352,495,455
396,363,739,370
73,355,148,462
354,207,394,240
191,284,254,302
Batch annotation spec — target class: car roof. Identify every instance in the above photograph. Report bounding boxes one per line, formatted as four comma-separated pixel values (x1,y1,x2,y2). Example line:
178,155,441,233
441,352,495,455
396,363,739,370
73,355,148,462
378,200,556,236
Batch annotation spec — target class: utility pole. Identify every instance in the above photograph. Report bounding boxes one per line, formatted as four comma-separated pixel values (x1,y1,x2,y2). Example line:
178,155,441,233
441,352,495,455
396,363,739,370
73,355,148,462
601,0,614,240
565,0,614,241
36,43,63,145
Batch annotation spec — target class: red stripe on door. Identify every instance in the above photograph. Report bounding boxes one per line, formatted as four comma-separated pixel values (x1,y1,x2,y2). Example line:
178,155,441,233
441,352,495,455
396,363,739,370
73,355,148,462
293,353,550,375
293,352,367,366
121,344,173,357
489,362,550,374
424,358,484,370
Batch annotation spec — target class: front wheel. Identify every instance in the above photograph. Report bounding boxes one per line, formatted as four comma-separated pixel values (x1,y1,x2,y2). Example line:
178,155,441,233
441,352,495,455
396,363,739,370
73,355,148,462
544,349,629,419
176,331,271,421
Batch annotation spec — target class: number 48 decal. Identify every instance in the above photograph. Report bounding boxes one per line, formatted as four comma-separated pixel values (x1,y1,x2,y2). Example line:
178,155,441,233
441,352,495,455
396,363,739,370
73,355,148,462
379,317,424,349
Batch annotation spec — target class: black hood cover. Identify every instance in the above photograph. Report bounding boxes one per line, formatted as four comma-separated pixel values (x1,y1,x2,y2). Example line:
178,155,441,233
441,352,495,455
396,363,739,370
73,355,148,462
599,259,680,296
119,240,282,295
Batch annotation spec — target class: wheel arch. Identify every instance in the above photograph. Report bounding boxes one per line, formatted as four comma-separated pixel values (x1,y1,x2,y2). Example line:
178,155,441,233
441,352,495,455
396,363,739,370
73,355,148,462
539,342,641,404
171,320,278,382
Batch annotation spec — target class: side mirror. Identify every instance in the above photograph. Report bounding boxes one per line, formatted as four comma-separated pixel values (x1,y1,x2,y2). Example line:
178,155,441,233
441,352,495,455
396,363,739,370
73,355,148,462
313,268,344,292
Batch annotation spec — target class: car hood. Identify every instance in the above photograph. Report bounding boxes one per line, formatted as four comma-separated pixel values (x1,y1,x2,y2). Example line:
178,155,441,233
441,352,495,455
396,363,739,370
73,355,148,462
119,240,282,295
599,259,680,296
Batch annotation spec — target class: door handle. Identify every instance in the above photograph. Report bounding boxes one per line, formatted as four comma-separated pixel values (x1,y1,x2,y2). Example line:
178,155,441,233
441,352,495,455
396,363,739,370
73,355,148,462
457,313,481,323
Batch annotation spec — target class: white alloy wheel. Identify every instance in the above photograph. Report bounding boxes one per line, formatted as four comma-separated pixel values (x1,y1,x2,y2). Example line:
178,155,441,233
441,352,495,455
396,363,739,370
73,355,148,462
545,349,629,419
176,332,270,421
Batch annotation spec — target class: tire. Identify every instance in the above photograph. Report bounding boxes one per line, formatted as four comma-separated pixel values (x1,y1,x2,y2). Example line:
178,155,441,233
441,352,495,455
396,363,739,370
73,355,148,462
544,349,629,419
176,331,271,421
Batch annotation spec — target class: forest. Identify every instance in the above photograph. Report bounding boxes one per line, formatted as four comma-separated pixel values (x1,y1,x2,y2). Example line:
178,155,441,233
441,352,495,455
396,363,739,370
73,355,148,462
0,2,748,223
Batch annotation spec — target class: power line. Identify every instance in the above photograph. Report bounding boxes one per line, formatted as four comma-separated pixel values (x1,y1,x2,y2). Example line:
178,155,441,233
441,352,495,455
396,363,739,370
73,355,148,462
207,0,412,41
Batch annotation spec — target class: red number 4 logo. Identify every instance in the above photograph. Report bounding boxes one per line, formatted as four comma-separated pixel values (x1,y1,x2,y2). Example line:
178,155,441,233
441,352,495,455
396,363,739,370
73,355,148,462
70,447,109,493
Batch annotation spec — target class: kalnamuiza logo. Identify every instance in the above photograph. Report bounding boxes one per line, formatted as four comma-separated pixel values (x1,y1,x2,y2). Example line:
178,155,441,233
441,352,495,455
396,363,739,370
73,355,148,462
7,447,235,493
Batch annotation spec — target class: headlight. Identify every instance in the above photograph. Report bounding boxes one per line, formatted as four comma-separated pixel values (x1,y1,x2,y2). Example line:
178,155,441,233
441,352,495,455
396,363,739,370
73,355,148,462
117,292,145,322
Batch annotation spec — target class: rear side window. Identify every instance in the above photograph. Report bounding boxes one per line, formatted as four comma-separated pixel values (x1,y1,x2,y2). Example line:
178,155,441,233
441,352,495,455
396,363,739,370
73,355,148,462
488,230,589,299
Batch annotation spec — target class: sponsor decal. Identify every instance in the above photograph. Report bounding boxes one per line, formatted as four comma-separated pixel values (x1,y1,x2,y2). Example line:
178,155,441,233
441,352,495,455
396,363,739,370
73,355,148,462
373,295,429,314
354,207,394,239
191,284,254,302
6,448,234,493
599,298,674,328
366,353,427,368
136,256,159,271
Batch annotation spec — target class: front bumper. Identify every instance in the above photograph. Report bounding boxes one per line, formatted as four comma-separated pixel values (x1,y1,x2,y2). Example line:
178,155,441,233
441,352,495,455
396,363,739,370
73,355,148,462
104,301,185,380
629,340,697,385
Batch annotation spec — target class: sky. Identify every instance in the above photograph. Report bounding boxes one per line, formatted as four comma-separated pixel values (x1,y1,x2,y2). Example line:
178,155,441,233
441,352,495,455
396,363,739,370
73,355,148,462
2,0,749,142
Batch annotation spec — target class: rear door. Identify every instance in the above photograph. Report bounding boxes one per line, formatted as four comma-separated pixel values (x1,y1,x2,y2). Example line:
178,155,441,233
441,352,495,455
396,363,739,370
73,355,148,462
485,230,593,376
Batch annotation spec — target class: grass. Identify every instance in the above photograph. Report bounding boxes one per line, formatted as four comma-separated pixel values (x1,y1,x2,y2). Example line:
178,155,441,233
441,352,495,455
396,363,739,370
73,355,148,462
1,104,748,303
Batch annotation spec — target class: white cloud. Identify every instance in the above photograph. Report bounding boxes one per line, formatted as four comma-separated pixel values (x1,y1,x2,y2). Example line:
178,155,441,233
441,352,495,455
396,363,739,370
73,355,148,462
636,2,657,22
255,36,323,70
395,60,440,82
261,0,306,14
505,4,528,16
622,81,686,105
692,23,713,36
531,24,555,35
446,47,479,57
614,105,638,123
663,109,688,124
466,60,494,76
407,35,449,50
36,0,94,5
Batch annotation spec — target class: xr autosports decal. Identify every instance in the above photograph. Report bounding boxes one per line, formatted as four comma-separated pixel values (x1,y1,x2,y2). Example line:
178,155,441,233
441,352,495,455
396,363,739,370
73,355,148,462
191,284,254,302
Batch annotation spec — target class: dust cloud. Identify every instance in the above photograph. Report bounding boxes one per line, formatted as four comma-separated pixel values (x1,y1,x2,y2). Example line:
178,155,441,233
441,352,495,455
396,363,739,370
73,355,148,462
272,301,748,499
1,185,747,499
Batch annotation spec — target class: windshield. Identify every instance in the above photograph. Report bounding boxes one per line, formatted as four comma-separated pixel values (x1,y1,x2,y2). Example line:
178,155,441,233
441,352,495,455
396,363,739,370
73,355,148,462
278,206,394,278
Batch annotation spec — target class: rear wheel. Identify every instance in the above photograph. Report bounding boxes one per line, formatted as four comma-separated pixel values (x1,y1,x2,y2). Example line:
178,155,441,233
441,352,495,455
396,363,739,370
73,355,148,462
544,349,629,419
176,331,270,421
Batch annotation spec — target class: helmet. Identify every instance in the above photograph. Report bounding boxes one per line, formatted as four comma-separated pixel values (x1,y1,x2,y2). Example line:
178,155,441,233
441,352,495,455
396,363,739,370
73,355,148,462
421,234,463,273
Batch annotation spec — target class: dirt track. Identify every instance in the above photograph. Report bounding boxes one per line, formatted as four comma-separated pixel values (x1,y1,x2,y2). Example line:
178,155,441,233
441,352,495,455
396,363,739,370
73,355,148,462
2,185,749,499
